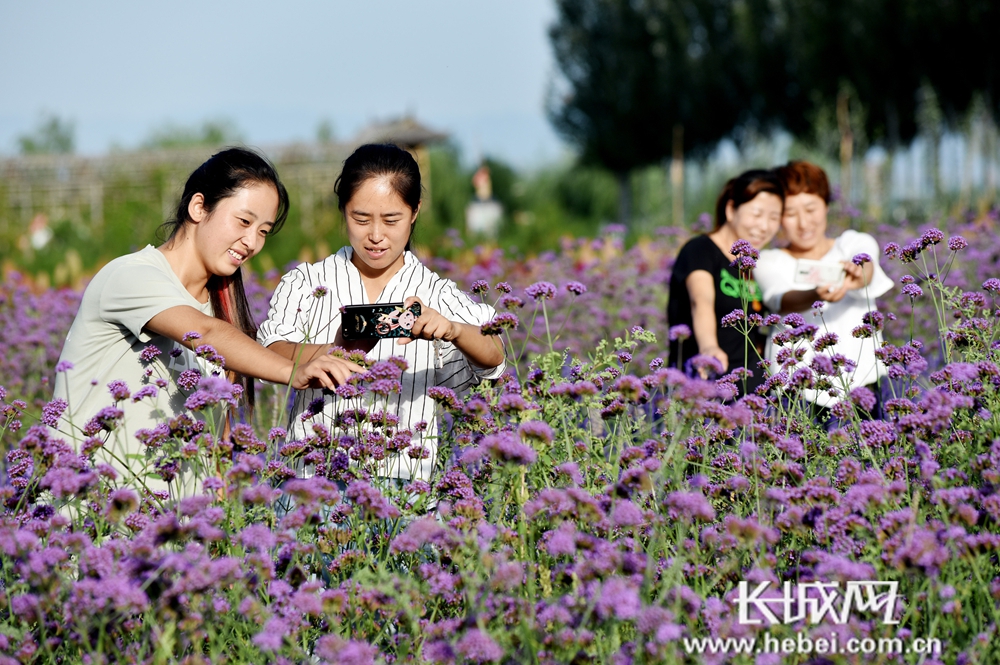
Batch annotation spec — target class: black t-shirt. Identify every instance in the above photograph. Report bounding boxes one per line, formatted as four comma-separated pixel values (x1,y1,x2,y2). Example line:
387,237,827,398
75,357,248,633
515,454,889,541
667,234,768,394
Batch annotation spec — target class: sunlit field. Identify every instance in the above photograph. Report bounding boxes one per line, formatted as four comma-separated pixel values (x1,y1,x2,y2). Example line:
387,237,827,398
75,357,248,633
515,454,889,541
2,209,1000,663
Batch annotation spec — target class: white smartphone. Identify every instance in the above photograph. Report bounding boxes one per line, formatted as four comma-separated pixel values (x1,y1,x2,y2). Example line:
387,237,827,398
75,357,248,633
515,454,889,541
794,259,845,287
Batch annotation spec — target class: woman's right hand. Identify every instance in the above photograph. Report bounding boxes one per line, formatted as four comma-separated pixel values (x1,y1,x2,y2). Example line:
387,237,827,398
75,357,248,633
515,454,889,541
698,345,729,379
291,354,366,390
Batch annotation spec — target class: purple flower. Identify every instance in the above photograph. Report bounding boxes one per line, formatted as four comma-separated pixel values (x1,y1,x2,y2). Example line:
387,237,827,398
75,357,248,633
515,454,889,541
316,636,378,665
883,242,900,258
519,420,554,444
55,360,74,372
595,577,641,620
40,398,67,427
730,239,759,260
721,309,746,327
852,253,872,266
983,278,1000,294
107,380,130,401
921,228,945,247
311,285,329,298
471,279,490,295
139,345,161,362
565,281,587,295
454,629,502,663
346,481,401,520
131,385,158,402
665,491,716,522
668,324,692,341
177,369,202,391
948,236,968,251
252,618,287,651
240,524,276,551
525,281,557,301
391,516,449,554
481,312,519,335
483,431,537,465
182,331,202,342
83,406,124,435
495,281,512,294
612,500,644,527
902,283,923,299
545,521,578,557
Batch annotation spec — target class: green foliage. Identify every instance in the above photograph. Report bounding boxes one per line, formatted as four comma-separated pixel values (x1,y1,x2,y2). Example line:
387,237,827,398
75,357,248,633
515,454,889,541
141,119,244,150
17,114,74,155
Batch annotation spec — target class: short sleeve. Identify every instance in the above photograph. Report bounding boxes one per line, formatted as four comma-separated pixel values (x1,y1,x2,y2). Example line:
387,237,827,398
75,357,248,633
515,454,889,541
840,231,894,300
433,280,507,379
99,260,200,342
257,267,316,346
671,237,705,285
754,250,797,313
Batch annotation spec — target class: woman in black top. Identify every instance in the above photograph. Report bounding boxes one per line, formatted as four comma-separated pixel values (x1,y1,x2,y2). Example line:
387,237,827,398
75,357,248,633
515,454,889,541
667,169,784,395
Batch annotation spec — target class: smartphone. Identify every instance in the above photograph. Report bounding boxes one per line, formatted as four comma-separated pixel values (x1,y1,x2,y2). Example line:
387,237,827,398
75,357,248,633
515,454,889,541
341,302,422,340
794,259,845,287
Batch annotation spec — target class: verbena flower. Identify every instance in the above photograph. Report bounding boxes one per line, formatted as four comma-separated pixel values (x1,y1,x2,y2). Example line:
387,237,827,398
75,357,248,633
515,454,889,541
948,236,968,251
525,281,557,301
921,228,945,247
481,312,519,335
668,324,692,341
565,281,587,295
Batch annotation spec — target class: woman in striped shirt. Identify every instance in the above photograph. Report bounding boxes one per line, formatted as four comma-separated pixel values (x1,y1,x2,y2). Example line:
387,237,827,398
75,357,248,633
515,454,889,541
258,144,507,481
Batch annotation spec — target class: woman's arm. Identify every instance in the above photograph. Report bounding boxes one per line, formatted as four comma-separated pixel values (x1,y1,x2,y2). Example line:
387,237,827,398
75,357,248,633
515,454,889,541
147,305,364,389
686,270,728,371
398,296,506,369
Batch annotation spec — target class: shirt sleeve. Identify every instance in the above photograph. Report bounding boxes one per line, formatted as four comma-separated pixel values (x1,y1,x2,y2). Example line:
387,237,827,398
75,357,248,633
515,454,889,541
257,266,319,346
754,250,798,313
433,280,507,380
99,259,200,343
841,231,894,300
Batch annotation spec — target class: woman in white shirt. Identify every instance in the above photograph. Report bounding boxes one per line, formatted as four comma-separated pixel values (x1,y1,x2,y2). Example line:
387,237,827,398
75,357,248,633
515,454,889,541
753,161,893,415
258,144,507,482
54,148,364,497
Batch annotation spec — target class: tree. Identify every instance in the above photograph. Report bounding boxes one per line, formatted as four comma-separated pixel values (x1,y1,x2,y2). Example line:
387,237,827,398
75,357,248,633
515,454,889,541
141,119,244,150
18,114,75,155
548,0,786,226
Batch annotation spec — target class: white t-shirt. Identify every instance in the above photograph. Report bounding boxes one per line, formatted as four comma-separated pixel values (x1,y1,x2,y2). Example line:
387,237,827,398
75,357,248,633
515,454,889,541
753,230,894,406
257,247,506,481
53,245,213,494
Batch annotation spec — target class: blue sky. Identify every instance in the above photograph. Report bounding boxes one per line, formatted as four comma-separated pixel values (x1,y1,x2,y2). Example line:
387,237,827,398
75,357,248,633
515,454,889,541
0,1,568,167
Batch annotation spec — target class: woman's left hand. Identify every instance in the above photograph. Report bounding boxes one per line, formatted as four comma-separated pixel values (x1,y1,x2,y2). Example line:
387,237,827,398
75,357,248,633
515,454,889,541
840,261,869,291
397,296,458,344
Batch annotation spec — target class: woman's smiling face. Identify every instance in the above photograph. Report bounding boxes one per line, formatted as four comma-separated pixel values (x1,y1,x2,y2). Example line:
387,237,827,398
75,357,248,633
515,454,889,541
725,191,783,250
193,182,278,277
345,175,418,278
781,192,828,252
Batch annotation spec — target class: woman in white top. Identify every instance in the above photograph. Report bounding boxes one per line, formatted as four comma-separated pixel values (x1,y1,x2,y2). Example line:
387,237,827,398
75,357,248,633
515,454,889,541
258,144,507,482
753,161,893,412
54,148,364,497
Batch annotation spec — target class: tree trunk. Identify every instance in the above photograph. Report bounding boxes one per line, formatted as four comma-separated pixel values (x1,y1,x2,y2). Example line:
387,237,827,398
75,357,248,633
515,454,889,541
671,124,685,227
837,89,854,208
617,171,632,227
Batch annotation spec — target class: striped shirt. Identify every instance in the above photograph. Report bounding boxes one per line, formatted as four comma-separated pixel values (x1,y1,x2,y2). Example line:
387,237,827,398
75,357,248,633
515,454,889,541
257,247,506,480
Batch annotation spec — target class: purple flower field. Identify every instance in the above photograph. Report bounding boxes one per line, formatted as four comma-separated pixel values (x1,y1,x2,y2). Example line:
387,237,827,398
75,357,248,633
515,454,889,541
2,216,1000,663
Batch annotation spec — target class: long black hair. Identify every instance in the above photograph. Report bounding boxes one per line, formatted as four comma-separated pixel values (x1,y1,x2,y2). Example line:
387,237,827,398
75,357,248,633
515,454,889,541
159,146,290,411
334,143,422,249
